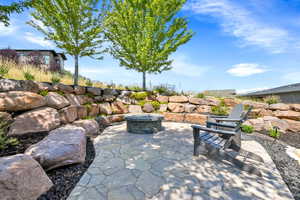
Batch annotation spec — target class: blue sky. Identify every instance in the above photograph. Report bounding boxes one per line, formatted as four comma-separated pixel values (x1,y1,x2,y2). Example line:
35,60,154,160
1,0,300,93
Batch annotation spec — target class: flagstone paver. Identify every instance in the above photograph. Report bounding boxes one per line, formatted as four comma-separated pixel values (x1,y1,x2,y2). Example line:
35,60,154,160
68,122,294,200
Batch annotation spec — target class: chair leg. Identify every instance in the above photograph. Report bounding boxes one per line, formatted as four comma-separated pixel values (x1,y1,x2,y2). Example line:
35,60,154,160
193,128,200,156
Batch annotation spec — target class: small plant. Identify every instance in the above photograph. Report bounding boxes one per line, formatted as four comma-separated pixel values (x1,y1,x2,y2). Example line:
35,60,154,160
264,95,280,105
38,90,49,96
138,100,147,107
83,116,95,120
150,101,161,110
131,92,148,100
195,93,205,98
85,93,95,98
153,84,178,96
0,123,19,150
0,64,9,78
269,127,281,139
241,125,254,133
51,74,61,84
211,105,229,116
55,91,65,96
85,79,93,87
23,71,35,81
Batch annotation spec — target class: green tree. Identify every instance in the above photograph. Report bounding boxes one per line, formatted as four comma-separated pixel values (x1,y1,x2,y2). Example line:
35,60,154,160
0,0,32,26
29,0,107,85
105,0,194,90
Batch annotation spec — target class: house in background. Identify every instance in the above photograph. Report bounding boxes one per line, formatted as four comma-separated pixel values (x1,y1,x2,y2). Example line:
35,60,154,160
15,49,67,71
240,83,300,103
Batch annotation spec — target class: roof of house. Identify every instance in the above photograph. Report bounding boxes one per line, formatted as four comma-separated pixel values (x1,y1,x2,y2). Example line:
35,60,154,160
15,49,67,60
241,83,300,97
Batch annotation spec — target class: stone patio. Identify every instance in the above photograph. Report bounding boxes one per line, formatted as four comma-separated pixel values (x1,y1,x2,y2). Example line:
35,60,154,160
68,122,294,200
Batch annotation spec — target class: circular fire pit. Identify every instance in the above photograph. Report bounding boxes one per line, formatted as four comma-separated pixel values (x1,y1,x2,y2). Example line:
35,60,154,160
125,114,164,134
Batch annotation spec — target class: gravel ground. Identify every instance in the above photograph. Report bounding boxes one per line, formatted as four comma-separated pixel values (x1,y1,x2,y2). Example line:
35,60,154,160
248,132,300,200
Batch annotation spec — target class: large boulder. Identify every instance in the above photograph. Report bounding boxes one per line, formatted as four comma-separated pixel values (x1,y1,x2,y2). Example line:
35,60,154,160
101,95,116,102
0,78,22,92
95,116,111,128
159,104,168,112
76,105,88,119
185,113,207,125
25,125,86,171
205,97,220,106
223,98,240,107
53,83,74,93
8,107,60,136
103,88,119,96
106,114,125,123
169,96,188,103
290,104,300,112
99,102,113,115
163,113,185,122
143,103,154,113
273,110,300,121
45,92,70,109
269,103,290,111
65,94,81,106
184,104,197,113
20,80,40,93
0,154,53,200
36,82,54,92
196,105,211,113
262,116,289,133
77,95,94,105
73,119,100,136
59,105,78,124
167,103,185,113
73,85,86,95
242,100,268,109
188,97,208,105
156,96,169,103
111,101,128,114
87,87,102,96
87,104,100,117
0,91,46,112
243,118,265,132
128,105,143,113
258,109,273,117
285,119,300,133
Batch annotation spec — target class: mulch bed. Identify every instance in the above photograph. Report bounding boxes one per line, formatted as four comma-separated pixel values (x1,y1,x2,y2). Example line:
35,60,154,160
249,132,300,200
0,132,96,200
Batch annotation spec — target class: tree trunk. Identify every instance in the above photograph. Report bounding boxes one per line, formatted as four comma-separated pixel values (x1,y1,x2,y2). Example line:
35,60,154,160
142,72,146,91
74,55,79,86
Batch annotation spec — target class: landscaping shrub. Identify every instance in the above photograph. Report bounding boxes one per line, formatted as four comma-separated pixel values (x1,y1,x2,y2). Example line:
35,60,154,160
264,95,280,105
150,101,160,110
23,71,35,81
86,79,93,87
241,125,254,133
269,127,281,139
38,90,49,96
138,100,146,107
0,64,9,78
0,122,19,150
126,85,143,92
153,84,177,96
211,105,229,116
51,74,61,84
55,91,65,96
195,93,205,98
131,92,148,100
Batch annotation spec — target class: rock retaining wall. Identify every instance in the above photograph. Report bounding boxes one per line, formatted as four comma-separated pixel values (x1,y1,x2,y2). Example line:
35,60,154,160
1,78,300,135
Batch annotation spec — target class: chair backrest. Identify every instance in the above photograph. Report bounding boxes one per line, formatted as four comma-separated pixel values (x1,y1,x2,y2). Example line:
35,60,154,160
227,104,244,119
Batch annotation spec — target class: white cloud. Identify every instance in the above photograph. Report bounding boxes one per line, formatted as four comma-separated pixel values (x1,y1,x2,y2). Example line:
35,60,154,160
227,63,267,77
171,55,208,77
0,23,17,36
24,32,54,48
186,0,291,53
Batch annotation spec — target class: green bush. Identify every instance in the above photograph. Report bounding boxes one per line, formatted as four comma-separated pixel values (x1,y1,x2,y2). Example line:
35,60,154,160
195,93,205,98
127,85,143,92
0,64,9,78
269,127,281,139
23,71,35,81
153,84,178,96
38,90,49,96
0,122,19,150
137,100,146,107
211,105,229,116
85,79,93,87
131,92,148,100
241,125,254,133
264,95,280,105
51,74,61,84
55,91,65,96
150,101,160,110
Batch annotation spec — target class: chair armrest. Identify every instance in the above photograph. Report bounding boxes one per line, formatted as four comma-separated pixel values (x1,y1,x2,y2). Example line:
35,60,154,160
192,125,237,136
206,121,237,129
209,115,228,119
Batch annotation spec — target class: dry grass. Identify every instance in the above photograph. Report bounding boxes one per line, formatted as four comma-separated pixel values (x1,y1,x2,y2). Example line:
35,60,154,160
0,60,108,88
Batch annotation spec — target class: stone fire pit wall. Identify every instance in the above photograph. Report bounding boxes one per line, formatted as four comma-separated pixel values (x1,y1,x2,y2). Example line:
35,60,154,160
125,114,164,134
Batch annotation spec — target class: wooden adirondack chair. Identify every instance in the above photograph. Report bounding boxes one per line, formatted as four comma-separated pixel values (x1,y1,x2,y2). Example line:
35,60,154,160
192,104,264,177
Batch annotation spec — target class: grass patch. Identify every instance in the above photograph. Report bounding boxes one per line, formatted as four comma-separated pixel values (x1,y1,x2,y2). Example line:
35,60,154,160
241,125,254,133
